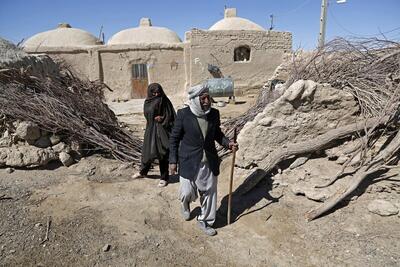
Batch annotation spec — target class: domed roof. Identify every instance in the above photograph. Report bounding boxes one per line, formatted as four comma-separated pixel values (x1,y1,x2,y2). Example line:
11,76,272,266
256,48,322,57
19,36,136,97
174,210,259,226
209,8,264,31
108,18,182,45
23,23,101,48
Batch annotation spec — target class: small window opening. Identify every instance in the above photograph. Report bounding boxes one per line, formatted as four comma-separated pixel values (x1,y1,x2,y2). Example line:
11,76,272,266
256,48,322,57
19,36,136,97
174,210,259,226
234,46,251,62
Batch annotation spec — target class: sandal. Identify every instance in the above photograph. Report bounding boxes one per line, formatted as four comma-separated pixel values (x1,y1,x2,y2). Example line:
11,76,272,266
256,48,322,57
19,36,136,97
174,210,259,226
131,173,144,179
158,179,168,187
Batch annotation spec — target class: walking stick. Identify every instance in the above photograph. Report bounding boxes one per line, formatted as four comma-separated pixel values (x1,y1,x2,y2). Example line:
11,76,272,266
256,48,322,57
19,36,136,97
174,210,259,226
227,127,237,225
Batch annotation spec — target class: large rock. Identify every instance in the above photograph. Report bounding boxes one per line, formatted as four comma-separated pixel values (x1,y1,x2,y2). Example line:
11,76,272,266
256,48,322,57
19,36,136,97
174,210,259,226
236,81,359,168
59,152,74,167
0,145,57,167
15,121,41,141
367,199,399,216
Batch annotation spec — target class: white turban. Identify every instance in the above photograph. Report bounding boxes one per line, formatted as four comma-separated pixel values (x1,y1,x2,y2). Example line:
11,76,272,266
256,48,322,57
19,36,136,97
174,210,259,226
187,83,210,117
187,83,209,100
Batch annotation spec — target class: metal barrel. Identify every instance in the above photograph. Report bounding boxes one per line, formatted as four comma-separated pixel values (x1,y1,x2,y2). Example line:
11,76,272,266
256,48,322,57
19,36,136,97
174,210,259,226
205,77,234,97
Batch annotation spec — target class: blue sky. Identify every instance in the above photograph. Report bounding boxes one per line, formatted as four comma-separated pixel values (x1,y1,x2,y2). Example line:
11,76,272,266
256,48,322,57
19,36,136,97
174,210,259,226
0,0,399,50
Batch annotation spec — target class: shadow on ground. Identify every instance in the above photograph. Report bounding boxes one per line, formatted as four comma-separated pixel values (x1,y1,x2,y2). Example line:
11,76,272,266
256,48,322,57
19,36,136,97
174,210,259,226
214,169,282,229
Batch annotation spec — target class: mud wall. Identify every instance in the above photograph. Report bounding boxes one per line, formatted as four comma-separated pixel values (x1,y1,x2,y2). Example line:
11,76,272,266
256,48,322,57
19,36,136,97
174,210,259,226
185,29,292,94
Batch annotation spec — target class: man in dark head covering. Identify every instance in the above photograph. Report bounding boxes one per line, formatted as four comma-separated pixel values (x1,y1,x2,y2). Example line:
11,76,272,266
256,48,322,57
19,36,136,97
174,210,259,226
132,83,176,187
169,83,238,236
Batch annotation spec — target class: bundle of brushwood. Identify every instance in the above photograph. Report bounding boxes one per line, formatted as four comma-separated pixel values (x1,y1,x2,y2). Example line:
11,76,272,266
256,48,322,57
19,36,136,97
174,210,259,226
286,37,400,117
235,37,400,220
0,67,142,163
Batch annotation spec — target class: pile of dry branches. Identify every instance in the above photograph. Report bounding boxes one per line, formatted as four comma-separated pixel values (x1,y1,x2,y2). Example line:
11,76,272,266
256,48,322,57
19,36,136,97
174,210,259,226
287,37,400,117
236,37,400,220
0,67,142,163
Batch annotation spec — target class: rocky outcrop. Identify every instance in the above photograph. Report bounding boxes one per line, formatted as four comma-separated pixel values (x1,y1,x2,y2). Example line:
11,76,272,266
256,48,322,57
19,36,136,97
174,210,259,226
236,80,359,168
0,145,57,167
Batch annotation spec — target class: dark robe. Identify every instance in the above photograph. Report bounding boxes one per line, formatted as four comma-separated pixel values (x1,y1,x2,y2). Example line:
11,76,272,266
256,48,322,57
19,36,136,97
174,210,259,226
169,106,229,179
141,83,176,165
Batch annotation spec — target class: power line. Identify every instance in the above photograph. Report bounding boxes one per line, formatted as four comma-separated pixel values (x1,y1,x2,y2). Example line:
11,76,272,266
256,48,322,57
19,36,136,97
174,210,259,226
329,8,400,37
273,0,313,18
268,0,313,31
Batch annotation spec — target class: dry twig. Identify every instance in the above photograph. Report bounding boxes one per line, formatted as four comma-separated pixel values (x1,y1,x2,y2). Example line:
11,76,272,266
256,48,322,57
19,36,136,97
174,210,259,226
41,216,52,244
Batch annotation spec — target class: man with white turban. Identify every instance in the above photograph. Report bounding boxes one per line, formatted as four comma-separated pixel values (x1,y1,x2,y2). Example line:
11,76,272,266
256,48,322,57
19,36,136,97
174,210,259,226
169,83,238,236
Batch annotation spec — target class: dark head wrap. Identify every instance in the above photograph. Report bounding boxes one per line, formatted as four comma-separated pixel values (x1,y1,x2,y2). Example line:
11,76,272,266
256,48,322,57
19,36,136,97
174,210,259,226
141,83,176,163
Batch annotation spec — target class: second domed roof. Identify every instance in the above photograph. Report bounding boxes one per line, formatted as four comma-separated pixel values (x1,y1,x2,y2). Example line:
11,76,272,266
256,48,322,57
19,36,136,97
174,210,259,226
108,18,182,45
209,8,265,31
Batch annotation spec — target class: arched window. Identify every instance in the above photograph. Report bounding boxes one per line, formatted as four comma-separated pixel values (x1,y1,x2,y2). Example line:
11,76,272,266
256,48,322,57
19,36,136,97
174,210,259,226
234,46,251,62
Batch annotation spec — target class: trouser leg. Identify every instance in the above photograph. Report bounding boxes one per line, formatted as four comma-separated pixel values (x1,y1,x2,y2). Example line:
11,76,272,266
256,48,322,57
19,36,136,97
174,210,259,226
159,158,169,181
197,176,217,226
179,176,197,203
140,161,152,176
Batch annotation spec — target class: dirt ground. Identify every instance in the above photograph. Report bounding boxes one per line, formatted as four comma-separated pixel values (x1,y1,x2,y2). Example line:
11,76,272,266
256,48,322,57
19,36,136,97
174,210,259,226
1,95,399,266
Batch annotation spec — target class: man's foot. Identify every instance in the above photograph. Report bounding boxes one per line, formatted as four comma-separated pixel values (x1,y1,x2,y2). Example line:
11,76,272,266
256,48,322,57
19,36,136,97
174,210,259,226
158,179,168,187
197,221,217,236
181,201,190,221
131,172,144,179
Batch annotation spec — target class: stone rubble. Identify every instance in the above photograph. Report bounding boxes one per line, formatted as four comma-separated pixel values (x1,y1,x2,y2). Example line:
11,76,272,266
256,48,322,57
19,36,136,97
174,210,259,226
59,152,74,167
0,145,57,167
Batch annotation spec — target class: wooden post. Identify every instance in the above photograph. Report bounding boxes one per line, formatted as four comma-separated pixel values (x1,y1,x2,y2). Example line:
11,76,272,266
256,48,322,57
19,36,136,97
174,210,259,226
227,127,237,225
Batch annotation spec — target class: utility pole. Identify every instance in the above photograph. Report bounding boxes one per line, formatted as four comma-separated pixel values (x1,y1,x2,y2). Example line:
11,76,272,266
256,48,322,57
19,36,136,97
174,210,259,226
318,0,329,48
